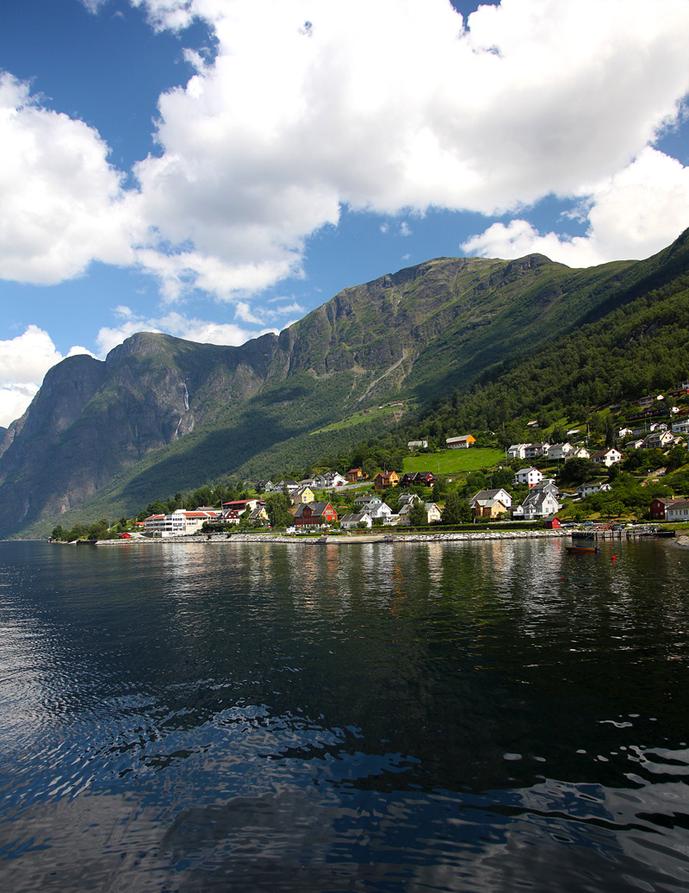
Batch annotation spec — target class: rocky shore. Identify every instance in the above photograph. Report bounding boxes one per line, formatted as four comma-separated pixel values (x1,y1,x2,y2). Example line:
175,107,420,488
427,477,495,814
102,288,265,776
96,528,570,546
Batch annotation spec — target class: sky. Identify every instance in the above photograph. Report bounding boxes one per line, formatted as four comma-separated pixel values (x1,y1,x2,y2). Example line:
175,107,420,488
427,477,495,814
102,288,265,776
0,0,688,427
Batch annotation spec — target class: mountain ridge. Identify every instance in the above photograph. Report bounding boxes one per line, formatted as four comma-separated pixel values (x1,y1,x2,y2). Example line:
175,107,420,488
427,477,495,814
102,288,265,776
1,234,687,538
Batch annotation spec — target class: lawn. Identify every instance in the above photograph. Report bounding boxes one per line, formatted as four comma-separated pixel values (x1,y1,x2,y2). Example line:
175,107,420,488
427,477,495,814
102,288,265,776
403,448,504,474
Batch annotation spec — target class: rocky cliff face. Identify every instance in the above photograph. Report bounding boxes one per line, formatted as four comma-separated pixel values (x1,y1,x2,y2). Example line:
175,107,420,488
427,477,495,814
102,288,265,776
2,234,682,538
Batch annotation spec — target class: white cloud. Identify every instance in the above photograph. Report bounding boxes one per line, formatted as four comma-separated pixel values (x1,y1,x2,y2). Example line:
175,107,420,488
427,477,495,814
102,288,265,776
94,309,263,356
399,222,412,237
0,73,140,285
234,301,265,325
0,326,92,427
462,148,689,266
4,1,689,298
124,0,689,289
271,301,305,316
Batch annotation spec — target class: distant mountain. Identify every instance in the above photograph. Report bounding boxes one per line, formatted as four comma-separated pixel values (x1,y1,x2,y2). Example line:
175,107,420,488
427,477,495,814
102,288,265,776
1,230,687,538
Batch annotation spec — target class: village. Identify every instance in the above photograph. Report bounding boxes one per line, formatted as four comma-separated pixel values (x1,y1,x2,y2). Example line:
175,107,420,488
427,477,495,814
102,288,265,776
92,380,689,542
48,377,689,543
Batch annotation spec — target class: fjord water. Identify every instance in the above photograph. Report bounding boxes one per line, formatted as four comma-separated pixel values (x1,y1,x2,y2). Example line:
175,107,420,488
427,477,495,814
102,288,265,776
1,540,688,892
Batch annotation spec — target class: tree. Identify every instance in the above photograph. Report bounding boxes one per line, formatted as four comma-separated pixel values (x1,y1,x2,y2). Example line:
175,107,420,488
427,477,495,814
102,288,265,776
667,445,688,471
558,458,596,486
409,501,427,528
442,491,471,525
265,493,293,528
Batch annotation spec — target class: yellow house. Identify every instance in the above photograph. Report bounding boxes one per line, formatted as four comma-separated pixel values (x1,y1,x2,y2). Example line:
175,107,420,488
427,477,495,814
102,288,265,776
291,486,315,506
374,470,400,490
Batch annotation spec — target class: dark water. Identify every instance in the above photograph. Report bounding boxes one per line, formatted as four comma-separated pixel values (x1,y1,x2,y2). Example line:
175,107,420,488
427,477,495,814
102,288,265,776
1,539,689,892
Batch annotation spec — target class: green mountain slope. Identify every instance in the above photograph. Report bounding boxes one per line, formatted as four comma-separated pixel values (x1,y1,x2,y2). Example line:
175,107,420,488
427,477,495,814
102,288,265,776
421,229,689,439
1,230,687,538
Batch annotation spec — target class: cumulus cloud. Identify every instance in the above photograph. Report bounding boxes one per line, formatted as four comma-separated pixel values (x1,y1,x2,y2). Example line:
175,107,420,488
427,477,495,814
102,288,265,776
4,0,689,299
126,0,689,289
0,73,140,285
0,326,92,427
462,148,689,265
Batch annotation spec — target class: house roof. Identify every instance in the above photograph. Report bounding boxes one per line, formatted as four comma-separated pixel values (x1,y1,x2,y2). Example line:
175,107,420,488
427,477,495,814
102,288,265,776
516,466,541,475
295,501,334,518
472,488,509,501
341,512,371,524
446,434,474,442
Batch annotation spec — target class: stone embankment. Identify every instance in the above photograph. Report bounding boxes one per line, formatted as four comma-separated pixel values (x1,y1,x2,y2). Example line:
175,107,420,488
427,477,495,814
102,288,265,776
676,536,689,549
96,529,569,546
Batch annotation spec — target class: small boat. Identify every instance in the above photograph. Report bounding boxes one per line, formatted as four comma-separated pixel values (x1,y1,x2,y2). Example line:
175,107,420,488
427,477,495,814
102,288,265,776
566,543,599,554
567,532,599,554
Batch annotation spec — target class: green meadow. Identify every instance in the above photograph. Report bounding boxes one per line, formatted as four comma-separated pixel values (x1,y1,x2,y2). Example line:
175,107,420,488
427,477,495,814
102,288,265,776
403,448,504,475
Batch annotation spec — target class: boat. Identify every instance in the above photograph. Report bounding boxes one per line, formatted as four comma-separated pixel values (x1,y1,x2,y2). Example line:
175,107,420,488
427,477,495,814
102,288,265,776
567,532,599,554
566,543,599,554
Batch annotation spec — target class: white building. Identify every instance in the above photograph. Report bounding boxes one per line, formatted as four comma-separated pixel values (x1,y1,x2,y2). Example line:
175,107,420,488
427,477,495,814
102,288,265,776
407,439,429,450
576,482,612,498
144,509,219,537
666,500,689,521
507,444,528,460
671,419,689,435
569,446,591,459
591,448,622,467
340,512,373,530
643,430,675,449
514,467,543,487
513,485,561,520
548,442,574,461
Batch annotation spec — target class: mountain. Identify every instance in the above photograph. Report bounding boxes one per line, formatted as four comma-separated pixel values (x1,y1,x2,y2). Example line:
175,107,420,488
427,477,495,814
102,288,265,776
1,230,687,538
420,227,689,439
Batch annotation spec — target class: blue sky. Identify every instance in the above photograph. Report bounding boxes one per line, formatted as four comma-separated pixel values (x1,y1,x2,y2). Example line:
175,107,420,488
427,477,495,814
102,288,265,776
0,0,688,426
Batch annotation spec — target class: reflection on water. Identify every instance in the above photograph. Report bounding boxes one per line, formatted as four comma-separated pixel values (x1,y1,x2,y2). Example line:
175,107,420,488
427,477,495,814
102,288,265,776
0,539,688,891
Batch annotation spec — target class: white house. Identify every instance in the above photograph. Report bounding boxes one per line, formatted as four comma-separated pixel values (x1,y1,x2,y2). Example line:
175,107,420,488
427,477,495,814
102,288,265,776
576,482,612,498
314,472,348,489
649,422,668,432
548,442,574,461
513,485,561,520
407,439,429,450
507,444,528,460
569,446,591,459
514,467,543,487
340,512,373,530
666,500,689,521
625,438,645,450
643,431,674,449
671,419,689,435
618,427,634,438
470,488,512,518
361,500,393,520
591,448,622,467
424,502,442,524
524,442,550,459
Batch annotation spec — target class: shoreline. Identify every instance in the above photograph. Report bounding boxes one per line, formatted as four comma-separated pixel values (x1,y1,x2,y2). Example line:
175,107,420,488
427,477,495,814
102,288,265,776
94,529,571,546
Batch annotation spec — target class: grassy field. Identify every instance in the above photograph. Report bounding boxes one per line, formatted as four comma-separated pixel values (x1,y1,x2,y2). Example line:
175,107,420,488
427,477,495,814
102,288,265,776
403,448,504,474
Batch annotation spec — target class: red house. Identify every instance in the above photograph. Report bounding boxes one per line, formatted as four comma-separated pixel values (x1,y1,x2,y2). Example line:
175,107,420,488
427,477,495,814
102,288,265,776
650,498,672,520
294,502,338,528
